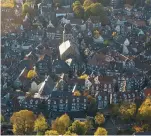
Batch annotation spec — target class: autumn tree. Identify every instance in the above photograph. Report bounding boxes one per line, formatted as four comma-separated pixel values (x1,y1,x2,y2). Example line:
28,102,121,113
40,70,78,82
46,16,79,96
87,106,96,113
83,90,89,96
68,120,88,135
73,1,84,18
10,110,35,135
137,96,151,123
52,114,70,134
94,127,107,135
83,0,93,10
95,113,105,126
132,125,144,133
119,102,136,121
34,114,48,135
73,90,81,96
64,131,78,136
45,130,59,135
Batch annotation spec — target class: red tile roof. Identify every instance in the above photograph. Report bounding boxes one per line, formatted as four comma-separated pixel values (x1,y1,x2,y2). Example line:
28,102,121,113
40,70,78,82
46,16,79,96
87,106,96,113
144,88,151,97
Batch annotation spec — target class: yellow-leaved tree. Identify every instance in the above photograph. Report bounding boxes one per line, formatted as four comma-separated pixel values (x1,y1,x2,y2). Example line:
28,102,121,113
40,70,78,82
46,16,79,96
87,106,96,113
94,127,108,135
95,113,105,126
34,114,48,135
45,130,59,136
52,114,70,134
10,110,35,135
68,120,88,135
27,70,37,79
119,102,136,121
137,96,151,123
73,90,81,96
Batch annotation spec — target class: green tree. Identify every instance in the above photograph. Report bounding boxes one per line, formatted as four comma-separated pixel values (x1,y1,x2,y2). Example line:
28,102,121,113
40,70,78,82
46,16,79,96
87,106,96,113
68,120,88,135
89,3,104,16
87,97,97,114
10,110,35,135
95,113,105,126
52,114,70,134
64,131,77,135
94,127,107,135
45,130,59,135
83,0,93,10
72,0,81,7
137,97,151,123
119,102,136,121
22,2,30,15
111,104,120,117
0,115,5,123
73,1,84,18
34,114,48,135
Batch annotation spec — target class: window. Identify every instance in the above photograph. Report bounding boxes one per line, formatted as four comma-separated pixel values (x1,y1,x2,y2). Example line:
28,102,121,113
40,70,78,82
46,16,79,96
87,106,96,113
104,84,107,88
77,98,80,102
109,84,111,88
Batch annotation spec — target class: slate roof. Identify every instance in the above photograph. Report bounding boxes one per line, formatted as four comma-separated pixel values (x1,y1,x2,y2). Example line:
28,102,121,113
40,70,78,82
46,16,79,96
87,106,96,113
38,76,55,96
53,59,70,74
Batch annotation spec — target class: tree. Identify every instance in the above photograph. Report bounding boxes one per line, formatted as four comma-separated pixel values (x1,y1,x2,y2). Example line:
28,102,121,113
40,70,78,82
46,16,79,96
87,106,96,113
64,131,77,136
52,114,70,134
72,0,81,7
132,126,144,133
10,110,35,135
94,127,107,135
45,130,59,135
22,2,30,15
93,30,100,39
95,113,105,126
73,1,84,18
0,115,5,123
137,97,151,123
111,104,120,117
34,114,48,135
83,90,89,96
87,97,97,114
119,102,136,121
68,120,88,135
27,70,37,79
83,0,93,10
59,114,70,128
89,3,104,16
73,90,81,96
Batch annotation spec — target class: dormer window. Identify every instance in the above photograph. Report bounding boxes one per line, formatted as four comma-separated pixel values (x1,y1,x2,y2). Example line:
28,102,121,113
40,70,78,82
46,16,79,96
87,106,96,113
104,84,107,88
60,99,63,103
96,86,99,90
73,99,75,102
77,98,80,102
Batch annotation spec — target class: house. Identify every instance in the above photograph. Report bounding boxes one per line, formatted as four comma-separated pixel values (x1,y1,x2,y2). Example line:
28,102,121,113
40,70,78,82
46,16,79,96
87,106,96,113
52,59,70,76
89,76,115,95
124,4,133,16
55,7,73,18
36,75,55,97
36,54,52,75
49,95,87,113
111,0,124,9
97,92,109,109
86,16,101,30
59,40,80,60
